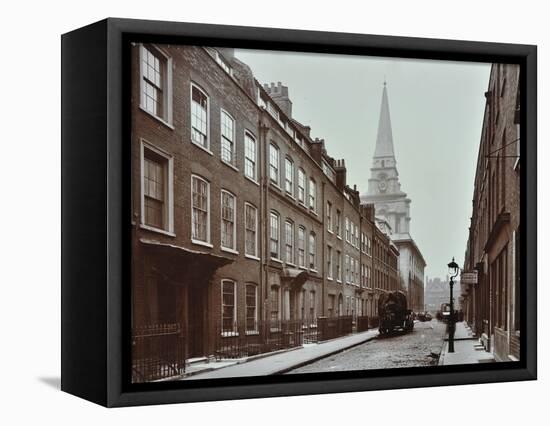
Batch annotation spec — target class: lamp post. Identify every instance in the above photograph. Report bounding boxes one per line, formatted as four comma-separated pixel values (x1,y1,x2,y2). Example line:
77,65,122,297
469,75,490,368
447,257,460,353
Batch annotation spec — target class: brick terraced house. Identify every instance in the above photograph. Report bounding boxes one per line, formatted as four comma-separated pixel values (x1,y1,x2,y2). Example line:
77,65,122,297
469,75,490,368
461,63,521,362
130,44,400,382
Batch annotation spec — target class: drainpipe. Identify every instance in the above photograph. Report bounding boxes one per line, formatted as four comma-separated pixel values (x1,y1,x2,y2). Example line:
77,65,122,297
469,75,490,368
321,181,326,316
259,120,269,322
359,212,363,316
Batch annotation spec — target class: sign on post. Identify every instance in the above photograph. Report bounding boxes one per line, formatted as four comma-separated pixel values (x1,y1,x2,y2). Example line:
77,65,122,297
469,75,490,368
461,270,478,285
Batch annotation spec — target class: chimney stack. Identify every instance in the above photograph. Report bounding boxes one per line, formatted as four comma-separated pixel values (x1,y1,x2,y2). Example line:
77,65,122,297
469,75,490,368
334,159,347,190
264,81,293,117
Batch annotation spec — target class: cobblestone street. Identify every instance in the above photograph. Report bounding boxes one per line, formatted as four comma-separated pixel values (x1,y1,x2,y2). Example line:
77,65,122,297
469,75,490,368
287,320,447,374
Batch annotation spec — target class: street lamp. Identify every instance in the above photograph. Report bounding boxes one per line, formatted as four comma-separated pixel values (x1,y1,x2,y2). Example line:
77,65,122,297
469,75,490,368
447,257,460,353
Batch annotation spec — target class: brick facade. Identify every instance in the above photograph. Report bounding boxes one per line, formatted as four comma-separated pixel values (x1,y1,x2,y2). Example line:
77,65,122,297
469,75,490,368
461,63,521,361
131,44,400,369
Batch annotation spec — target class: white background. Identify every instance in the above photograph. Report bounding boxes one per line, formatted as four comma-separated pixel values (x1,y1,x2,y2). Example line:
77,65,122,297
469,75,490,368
0,0,546,423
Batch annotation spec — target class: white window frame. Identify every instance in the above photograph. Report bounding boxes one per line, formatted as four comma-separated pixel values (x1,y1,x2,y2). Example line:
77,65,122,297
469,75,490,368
139,44,173,127
245,283,258,334
190,82,211,153
309,178,317,212
336,209,342,239
336,250,342,282
139,140,174,236
285,157,294,195
270,211,280,260
220,109,236,167
269,143,280,185
270,285,281,323
285,220,295,265
244,131,258,182
221,279,237,336
298,168,306,204
244,202,259,259
326,201,333,233
309,232,317,271
327,245,333,279
191,174,212,247
298,226,306,268
220,190,237,253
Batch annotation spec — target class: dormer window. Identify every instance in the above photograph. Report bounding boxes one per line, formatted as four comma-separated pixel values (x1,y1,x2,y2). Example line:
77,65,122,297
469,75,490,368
215,51,231,75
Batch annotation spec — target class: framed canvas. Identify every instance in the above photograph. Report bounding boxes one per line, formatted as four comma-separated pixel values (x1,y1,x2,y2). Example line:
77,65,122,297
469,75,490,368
61,18,537,407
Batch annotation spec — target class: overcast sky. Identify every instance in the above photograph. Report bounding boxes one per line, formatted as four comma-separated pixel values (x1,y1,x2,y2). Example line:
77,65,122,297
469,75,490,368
235,48,491,280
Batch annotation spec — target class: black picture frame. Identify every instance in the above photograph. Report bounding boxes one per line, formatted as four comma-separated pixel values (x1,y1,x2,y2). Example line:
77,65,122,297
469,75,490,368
61,17,537,407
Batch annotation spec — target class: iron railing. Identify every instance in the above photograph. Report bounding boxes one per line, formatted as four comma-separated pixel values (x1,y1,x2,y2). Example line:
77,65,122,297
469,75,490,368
356,315,369,332
317,316,353,341
214,319,306,359
132,323,185,383
133,315,370,381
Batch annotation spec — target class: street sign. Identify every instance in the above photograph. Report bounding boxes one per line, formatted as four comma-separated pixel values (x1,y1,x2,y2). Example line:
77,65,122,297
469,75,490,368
461,270,478,285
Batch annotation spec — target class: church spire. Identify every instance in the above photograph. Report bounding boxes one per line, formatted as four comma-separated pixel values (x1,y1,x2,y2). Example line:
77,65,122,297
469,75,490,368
373,82,396,159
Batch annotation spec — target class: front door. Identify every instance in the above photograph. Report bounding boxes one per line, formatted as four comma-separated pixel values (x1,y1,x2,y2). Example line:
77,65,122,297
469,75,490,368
187,286,206,359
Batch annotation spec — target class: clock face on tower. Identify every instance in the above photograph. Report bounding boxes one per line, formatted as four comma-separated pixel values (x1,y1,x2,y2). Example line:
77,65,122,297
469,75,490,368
378,175,388,193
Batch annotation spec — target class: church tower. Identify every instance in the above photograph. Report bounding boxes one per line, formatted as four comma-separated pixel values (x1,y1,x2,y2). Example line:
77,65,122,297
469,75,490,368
361,82,427,312
362,82,411,237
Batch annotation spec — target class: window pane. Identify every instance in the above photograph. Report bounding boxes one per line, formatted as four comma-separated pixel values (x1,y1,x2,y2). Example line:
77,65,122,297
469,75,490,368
142,46,165,119
269,144,279,183
143,153,165,229
192,177,209,241
191,86,208,148
245,133,256,179
221,111,234,164
245,204,257,256
221,192,235,249
222,281,235,332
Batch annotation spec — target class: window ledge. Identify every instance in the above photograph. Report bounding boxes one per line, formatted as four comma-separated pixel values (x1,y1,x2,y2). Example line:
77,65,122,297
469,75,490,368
245,254,261,261
221,159,239,172
337,235,343,241
327,229,334,235
285,192,296,200
221,247,239,255
139,106,175,130
244,175,260,186
327,277,333,281
285,262,296,267
298,265,308,270
191,239,213,248
245,330,260,336
139,223,176,237
309,269,319,274
270,181,282,191
221,332,239,337
191,140,214,156
271,257,284,264
336,280,342,284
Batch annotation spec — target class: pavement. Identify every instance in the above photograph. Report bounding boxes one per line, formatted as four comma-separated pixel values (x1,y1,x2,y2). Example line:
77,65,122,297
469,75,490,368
438,321,495,366
181,328,379,380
